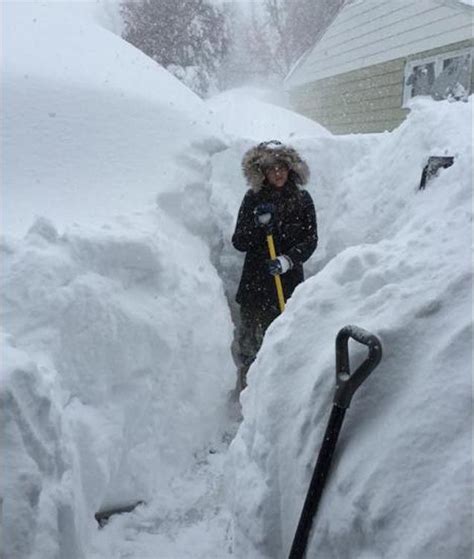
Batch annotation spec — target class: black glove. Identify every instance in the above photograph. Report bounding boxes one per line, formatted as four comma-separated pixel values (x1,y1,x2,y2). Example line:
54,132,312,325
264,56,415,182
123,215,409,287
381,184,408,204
254,203,275,229
267,255,293,276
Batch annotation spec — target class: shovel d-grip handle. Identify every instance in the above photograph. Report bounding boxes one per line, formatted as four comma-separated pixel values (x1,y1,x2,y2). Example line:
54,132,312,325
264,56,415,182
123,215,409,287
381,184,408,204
334,325,382,409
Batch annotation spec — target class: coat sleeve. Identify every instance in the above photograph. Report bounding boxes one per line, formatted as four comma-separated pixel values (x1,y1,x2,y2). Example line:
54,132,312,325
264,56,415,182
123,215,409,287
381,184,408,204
232,191,267,253
286,190,318,266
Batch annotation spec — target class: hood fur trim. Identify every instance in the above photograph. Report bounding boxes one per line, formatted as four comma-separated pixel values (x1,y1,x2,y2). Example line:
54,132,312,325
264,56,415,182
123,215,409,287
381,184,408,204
242,142,310,192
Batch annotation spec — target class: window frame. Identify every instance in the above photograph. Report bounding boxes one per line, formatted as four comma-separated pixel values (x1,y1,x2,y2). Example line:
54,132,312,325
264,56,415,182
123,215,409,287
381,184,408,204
402,47,473,107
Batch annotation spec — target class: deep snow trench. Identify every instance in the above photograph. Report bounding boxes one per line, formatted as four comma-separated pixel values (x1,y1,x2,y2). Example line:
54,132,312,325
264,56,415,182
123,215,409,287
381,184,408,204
88,163,247,558
86,132,372,558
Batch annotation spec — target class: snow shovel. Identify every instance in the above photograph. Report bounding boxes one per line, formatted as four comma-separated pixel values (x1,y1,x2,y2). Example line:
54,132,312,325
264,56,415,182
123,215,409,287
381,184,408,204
95,500,144,528
288,325,382,559
266,232,286,313
419,155,454,190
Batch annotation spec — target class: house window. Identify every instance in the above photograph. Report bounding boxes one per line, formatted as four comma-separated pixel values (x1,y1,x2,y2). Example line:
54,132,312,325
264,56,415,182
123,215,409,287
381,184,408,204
406,62,436,97
403,48,472,106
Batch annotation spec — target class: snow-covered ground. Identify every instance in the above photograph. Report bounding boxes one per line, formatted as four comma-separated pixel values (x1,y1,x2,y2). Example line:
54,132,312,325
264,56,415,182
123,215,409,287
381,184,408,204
1,3,472,559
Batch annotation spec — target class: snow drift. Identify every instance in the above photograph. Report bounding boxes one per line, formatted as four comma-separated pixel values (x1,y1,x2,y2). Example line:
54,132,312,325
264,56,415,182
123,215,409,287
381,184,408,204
207,87,330,143
1,212,234,559
1,1,224,237
1,3,234,558
226,97,473,559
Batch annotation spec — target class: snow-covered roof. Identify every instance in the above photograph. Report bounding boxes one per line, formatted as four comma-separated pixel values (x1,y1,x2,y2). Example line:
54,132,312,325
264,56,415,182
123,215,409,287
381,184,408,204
285,0,473,89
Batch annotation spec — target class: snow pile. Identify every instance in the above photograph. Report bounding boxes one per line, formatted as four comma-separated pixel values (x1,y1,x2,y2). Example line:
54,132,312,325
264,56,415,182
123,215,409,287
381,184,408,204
1,1,224,237
207,87,330,143
1,3,234,558
1,212,234,559
1,334,78,559
227,98,472,558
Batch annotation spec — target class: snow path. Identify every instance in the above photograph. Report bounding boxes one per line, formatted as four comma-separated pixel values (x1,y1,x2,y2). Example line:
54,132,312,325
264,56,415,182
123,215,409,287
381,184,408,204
92,399,241,558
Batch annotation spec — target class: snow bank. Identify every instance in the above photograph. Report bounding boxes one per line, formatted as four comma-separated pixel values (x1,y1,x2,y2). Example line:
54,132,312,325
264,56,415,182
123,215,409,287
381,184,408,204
1,334,81,559
1,212,234,558
227,98,472,558
1,1,224,237
1,3,234,558
206,87,330,142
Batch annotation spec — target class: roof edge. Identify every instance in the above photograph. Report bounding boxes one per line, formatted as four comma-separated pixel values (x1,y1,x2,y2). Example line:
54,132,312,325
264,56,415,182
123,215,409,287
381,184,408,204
432,0,474,11
284,3,347,88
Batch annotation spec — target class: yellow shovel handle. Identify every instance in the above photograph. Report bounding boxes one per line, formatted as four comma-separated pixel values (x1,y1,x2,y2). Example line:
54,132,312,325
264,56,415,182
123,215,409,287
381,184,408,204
266,233,286,313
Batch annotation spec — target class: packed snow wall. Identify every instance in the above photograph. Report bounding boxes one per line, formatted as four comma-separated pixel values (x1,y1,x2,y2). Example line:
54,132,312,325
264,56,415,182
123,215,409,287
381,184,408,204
225,98,472,559
1,4,235,558
1,213,235,559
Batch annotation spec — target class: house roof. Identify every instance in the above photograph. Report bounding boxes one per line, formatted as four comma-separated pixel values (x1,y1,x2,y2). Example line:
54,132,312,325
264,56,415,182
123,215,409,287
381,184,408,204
285,0,473,89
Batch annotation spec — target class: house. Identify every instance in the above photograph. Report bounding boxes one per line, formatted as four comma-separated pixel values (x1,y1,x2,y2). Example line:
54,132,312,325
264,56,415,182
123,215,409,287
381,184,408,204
284,0,473,134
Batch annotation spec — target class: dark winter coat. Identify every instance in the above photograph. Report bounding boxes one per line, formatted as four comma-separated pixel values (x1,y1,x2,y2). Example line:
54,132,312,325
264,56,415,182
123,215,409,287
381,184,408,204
232,143,318,312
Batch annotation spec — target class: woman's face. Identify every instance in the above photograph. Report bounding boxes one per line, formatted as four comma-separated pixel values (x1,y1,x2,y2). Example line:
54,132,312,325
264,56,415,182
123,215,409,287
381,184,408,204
265,164,289,189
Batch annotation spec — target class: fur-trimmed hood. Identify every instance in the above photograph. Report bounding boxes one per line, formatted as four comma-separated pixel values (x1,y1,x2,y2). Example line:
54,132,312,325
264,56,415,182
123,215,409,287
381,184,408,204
242,141,310,192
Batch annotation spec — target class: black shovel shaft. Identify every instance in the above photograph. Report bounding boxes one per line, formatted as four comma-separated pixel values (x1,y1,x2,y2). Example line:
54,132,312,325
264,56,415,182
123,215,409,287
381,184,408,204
288,325,382,559
288,405,346,559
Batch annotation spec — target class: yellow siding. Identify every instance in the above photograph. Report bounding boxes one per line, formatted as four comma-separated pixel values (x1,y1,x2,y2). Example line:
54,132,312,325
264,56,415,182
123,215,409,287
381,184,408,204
289,40,473,135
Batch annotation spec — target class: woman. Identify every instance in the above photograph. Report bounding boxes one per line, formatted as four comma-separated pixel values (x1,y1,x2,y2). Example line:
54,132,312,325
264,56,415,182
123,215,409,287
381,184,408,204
232,140,318,389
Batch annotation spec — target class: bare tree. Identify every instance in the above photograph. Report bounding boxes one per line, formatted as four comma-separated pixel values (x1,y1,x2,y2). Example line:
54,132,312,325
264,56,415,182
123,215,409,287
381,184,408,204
120,0,229,96
245,0,345,79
